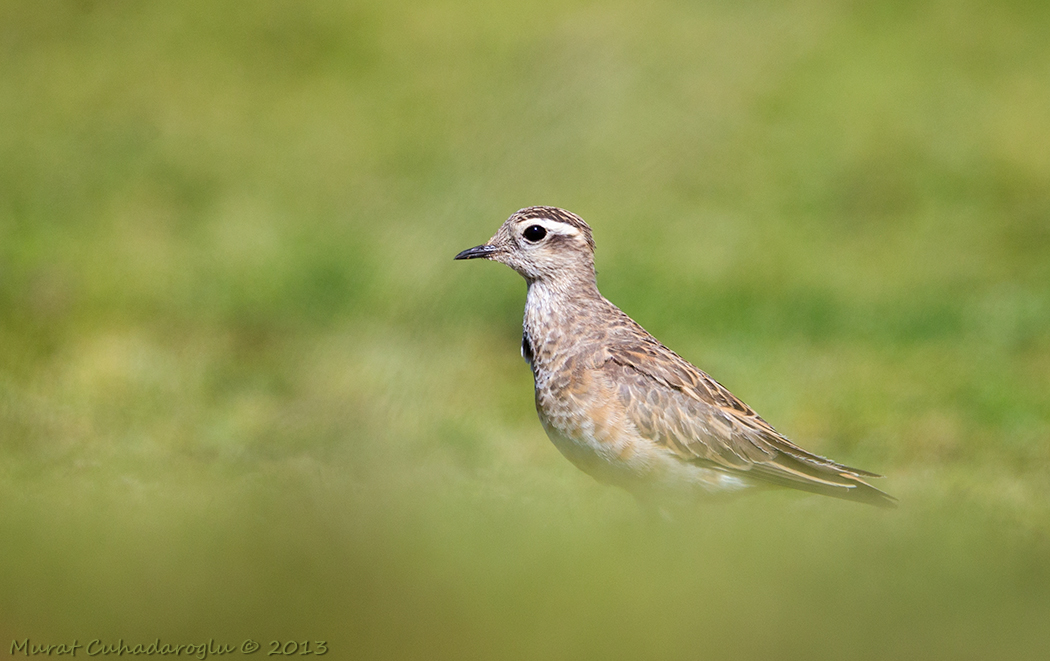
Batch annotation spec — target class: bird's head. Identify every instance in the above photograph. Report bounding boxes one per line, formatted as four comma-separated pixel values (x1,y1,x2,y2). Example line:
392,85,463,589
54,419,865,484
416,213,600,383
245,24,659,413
454,206,596,284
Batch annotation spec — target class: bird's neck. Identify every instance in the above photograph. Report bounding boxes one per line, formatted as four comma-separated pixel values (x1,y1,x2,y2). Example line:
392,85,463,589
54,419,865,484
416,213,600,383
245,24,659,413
522,276,605,374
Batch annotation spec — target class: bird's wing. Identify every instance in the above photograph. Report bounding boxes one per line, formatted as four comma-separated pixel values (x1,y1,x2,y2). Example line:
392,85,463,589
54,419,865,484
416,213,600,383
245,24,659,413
601,339,897,507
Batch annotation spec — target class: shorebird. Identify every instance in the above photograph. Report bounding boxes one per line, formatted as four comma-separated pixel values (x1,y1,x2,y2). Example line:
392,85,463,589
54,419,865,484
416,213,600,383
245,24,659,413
455,206,895,508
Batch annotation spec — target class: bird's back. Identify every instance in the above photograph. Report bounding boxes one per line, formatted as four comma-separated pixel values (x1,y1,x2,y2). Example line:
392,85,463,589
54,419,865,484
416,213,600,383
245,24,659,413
528,292,897,508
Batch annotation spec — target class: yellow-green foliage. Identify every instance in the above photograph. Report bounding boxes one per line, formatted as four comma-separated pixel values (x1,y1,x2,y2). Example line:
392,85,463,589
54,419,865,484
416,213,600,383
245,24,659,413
1,1,1049,658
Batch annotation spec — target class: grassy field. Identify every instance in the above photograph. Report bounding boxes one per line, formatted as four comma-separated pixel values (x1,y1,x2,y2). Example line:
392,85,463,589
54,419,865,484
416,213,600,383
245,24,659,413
2,1,1050,658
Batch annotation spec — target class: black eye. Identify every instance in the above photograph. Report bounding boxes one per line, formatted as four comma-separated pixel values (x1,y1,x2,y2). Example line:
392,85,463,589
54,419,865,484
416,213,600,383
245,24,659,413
523,225,547,242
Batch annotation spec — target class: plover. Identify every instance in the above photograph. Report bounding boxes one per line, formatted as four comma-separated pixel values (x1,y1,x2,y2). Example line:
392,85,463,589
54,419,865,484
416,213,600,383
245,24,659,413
455,206,895,508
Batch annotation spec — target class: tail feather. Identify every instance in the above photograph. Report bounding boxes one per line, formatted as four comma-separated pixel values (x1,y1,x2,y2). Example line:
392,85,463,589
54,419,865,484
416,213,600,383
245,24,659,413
743,454,898,508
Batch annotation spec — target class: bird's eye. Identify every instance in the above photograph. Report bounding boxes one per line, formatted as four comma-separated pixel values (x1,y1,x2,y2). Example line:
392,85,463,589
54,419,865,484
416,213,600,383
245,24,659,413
523,225,547,242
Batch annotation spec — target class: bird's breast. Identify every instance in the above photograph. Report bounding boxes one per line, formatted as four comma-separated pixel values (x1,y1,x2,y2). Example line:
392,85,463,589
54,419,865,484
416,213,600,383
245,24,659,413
531,351,755,499
533,362,659,485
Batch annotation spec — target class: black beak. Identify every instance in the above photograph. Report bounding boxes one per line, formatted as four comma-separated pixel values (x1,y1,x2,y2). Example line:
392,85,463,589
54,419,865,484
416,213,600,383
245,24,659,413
454,244,498,260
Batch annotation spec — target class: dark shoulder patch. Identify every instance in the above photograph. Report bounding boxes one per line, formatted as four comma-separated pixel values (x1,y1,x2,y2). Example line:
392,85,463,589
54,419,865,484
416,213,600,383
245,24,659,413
521,331,535,366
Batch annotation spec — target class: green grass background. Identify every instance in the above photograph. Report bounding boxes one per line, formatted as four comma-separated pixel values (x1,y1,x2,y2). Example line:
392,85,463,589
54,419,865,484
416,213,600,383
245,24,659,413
2,1,1050,658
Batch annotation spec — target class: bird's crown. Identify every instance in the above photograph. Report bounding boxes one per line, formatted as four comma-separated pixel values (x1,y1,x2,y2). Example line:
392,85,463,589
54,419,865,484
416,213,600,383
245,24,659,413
509,206,596,253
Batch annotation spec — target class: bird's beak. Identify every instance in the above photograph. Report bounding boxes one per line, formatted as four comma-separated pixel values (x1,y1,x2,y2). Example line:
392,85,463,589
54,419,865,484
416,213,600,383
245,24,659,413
454,244,499,260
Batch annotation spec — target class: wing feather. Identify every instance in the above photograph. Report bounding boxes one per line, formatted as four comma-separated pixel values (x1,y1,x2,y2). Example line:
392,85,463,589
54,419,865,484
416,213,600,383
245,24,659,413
602,340,896,508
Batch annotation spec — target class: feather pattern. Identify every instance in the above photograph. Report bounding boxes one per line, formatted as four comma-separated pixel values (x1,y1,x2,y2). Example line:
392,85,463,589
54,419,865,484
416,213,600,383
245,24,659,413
457,206,896,508
600,333,896,507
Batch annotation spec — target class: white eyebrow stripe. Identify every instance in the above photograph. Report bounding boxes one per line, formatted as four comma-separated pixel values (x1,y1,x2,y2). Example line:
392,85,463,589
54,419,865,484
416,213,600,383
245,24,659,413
518,218,581,237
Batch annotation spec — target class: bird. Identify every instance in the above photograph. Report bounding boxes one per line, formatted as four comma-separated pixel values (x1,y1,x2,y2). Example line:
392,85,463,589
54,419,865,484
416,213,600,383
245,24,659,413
455,206,896,508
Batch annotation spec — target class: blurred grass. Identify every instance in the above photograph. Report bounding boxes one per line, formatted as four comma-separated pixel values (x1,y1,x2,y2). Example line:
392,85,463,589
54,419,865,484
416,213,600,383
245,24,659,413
2,0,1050,658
